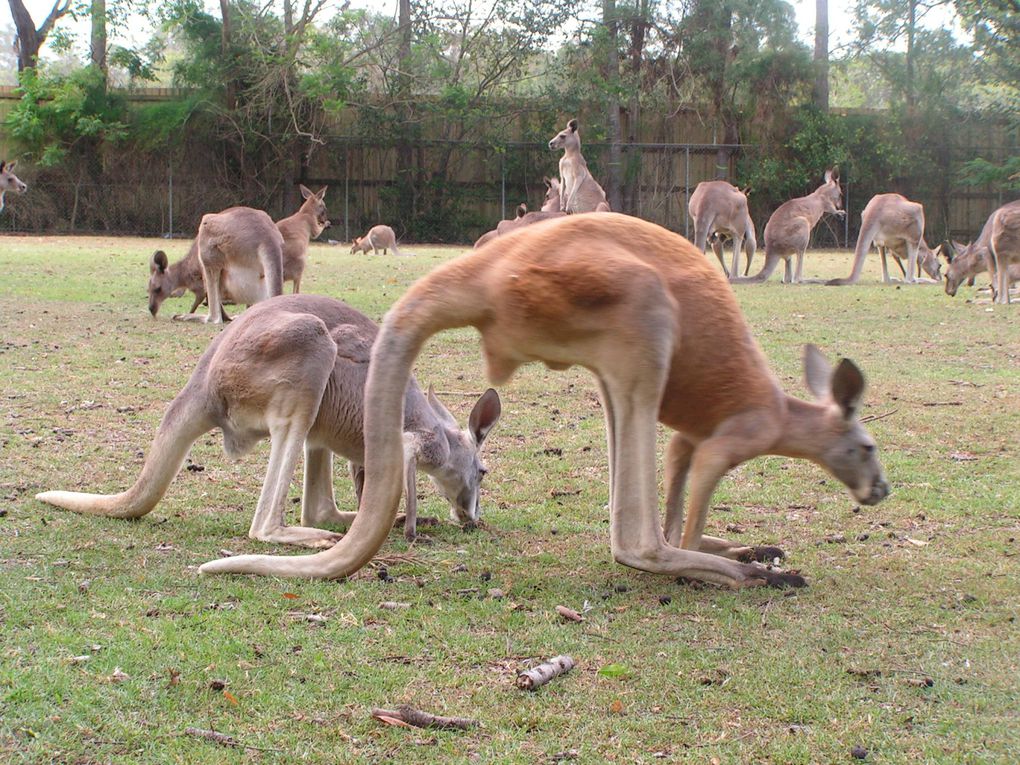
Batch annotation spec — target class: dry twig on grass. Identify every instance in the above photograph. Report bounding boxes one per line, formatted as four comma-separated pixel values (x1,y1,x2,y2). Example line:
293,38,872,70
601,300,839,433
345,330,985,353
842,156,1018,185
371,705,479,730
516,655,575,690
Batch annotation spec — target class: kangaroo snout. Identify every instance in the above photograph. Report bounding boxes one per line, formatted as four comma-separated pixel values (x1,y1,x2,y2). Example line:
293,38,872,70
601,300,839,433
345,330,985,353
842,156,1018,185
858,476,890,506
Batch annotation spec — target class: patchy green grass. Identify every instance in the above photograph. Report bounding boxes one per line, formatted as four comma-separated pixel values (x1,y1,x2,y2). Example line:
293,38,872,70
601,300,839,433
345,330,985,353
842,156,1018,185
1,234,1018,764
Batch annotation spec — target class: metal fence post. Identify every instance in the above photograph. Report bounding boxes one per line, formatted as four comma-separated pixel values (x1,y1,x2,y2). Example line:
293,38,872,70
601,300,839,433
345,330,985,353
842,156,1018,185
168,161,174,239
684,146,690,240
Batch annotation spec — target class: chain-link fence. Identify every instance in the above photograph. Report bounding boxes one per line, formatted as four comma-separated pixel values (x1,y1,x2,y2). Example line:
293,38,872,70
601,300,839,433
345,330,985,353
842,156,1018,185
0,135,1012,246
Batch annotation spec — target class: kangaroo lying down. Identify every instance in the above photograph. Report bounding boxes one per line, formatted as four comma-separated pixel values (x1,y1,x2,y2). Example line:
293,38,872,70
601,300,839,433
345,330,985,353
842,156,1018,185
199,213,890,584
36,295,501,555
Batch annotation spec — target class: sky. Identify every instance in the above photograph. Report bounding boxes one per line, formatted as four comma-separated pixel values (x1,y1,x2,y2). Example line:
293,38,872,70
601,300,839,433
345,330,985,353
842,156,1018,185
1,0,953,70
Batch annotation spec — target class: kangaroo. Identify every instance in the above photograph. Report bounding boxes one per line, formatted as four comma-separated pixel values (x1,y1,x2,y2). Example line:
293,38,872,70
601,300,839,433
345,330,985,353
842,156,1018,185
351,225,402,256
943,238,1020,297
149,201,313,319
548,119,611,214
830,193,941,285
0,160,28,214
36,294,502,552
688,181,757,277
170,207,284,324
541,177,561,212
197,213,889,584
986,200,1020,304
474,204,567,248
277,185,330,294
732,168,844,284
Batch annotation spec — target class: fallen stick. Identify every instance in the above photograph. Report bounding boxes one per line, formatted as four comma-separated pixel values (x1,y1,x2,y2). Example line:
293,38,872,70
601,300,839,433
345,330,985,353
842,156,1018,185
371,705,478,731
516,655,575,690
184,727,239,747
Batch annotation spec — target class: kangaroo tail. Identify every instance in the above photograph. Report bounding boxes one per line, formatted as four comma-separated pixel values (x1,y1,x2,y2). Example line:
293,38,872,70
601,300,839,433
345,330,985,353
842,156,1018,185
36,387,213,519
199,257,492,578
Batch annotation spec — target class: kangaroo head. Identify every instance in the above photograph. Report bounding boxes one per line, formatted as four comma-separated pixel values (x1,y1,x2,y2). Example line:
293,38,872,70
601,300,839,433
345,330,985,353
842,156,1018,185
422,387,502,526
542,177,561,211
147,250,175,317
818,167,844,216
350,237,364,254
917,242,943,280
944,240,979,296
0,160,27,195
300,184,330,233
802,345,890,507
548,119,580,152
515,203,528,219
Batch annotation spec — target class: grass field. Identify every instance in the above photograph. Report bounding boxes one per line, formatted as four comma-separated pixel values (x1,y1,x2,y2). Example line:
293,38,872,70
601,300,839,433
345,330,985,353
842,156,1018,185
1,233,1018,764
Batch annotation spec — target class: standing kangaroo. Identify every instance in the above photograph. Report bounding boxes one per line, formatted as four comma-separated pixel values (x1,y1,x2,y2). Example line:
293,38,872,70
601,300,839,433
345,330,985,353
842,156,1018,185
36,295,502,551
171,207,284,324
277,185,330,294
351,225,402,256
0,160,28,213
688,180,757,277
732,169,844,284
149,193,325,318
548,119,611,214
985,200,1020,304
830,193,941,285
198,213,889,584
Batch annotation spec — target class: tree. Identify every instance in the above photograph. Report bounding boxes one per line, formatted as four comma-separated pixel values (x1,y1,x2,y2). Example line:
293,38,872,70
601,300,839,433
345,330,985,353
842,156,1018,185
813,0,828,110
8,0,72,71
602,0,622,211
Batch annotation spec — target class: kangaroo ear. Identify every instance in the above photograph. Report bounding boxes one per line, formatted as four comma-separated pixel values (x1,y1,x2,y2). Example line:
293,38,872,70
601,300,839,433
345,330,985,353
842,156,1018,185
831,358,865,420
516,203,527,218
0,161,5,172
468,388,501,446
299,184,313,200
151,250,168,274
317,186,327,200
568,118,578,132
427,384,459,429
803,344,832,400
932,244,942,259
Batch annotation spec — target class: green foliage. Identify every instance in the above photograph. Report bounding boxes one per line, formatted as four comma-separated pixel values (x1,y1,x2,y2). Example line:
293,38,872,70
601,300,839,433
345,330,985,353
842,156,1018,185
5,66,128,166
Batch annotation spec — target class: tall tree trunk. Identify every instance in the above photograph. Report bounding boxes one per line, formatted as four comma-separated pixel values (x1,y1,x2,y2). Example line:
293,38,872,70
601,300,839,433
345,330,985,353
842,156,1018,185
395,0,415,225
813,0,829,111
712,6,734,178
8,0,71,71
905,0,916,111
219,0,236,109
90,0,107,85
622,0,648,215
603,0,623,211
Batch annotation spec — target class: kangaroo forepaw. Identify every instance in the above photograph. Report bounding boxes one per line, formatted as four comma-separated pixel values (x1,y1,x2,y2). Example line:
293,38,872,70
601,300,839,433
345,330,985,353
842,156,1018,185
749,566,807,589
741,545,786,563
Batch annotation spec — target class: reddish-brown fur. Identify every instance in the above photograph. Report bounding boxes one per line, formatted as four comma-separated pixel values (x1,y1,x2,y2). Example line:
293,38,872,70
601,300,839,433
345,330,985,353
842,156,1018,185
199,213,888,583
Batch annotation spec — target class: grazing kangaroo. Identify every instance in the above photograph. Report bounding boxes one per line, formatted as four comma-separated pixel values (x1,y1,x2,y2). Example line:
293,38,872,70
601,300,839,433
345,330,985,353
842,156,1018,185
36,295,502,551
688,181,757,277
548,119,611,214
170,207,284,324
149,199,316,319
830,193,941,285
0,160,28,213
277,185,330,294
943,238,1020,297
351,225,402,256
732,168,844,284
198,213,889,584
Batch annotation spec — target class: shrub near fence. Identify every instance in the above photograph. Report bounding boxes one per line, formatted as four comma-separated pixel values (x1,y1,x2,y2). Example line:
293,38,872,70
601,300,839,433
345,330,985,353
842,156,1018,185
0,88,1015,244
